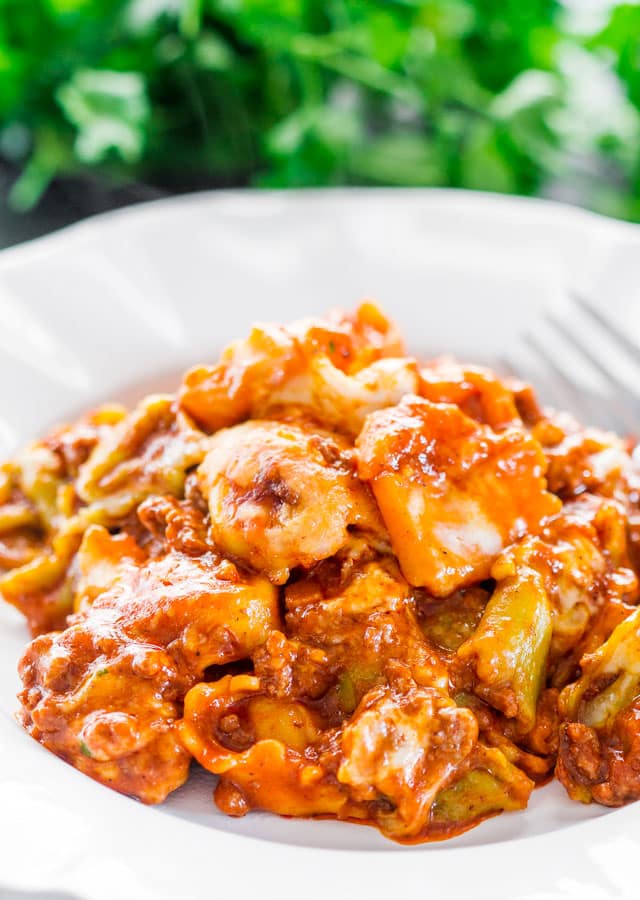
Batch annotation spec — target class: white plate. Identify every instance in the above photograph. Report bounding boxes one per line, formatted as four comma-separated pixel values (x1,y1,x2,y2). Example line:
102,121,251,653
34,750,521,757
1,189,640,900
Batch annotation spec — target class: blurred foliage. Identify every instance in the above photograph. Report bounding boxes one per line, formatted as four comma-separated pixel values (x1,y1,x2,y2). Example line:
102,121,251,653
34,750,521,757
0,0,639,219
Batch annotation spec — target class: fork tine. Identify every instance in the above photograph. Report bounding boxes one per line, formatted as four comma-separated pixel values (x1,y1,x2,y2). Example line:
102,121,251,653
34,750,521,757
572,291,640,366
501,343,586,424
495,356,520,379
523,333,609,428
524,335,580,405
545,313,640,436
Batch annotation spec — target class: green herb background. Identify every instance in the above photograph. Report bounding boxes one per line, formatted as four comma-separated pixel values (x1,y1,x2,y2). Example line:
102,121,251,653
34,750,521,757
2,0,640,220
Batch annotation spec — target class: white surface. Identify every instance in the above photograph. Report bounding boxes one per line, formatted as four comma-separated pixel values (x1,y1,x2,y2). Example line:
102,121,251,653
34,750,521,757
0,189,640,900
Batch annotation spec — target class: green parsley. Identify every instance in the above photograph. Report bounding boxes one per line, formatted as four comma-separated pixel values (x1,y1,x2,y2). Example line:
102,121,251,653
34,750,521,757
1,2,639,221
79,740,93,758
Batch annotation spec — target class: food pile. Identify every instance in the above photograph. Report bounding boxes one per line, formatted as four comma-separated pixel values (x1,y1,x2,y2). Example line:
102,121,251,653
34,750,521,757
3,303,640,843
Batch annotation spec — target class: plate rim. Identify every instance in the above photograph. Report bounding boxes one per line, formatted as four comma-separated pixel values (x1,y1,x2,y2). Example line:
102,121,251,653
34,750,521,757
0,186,639,900
1,185,638,271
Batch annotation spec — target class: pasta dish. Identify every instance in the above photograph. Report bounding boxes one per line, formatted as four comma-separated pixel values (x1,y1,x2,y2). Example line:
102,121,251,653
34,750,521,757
3,303,640,843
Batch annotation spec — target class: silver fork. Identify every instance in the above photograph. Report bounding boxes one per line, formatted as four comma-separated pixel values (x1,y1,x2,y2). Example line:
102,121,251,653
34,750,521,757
503,292,640,437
